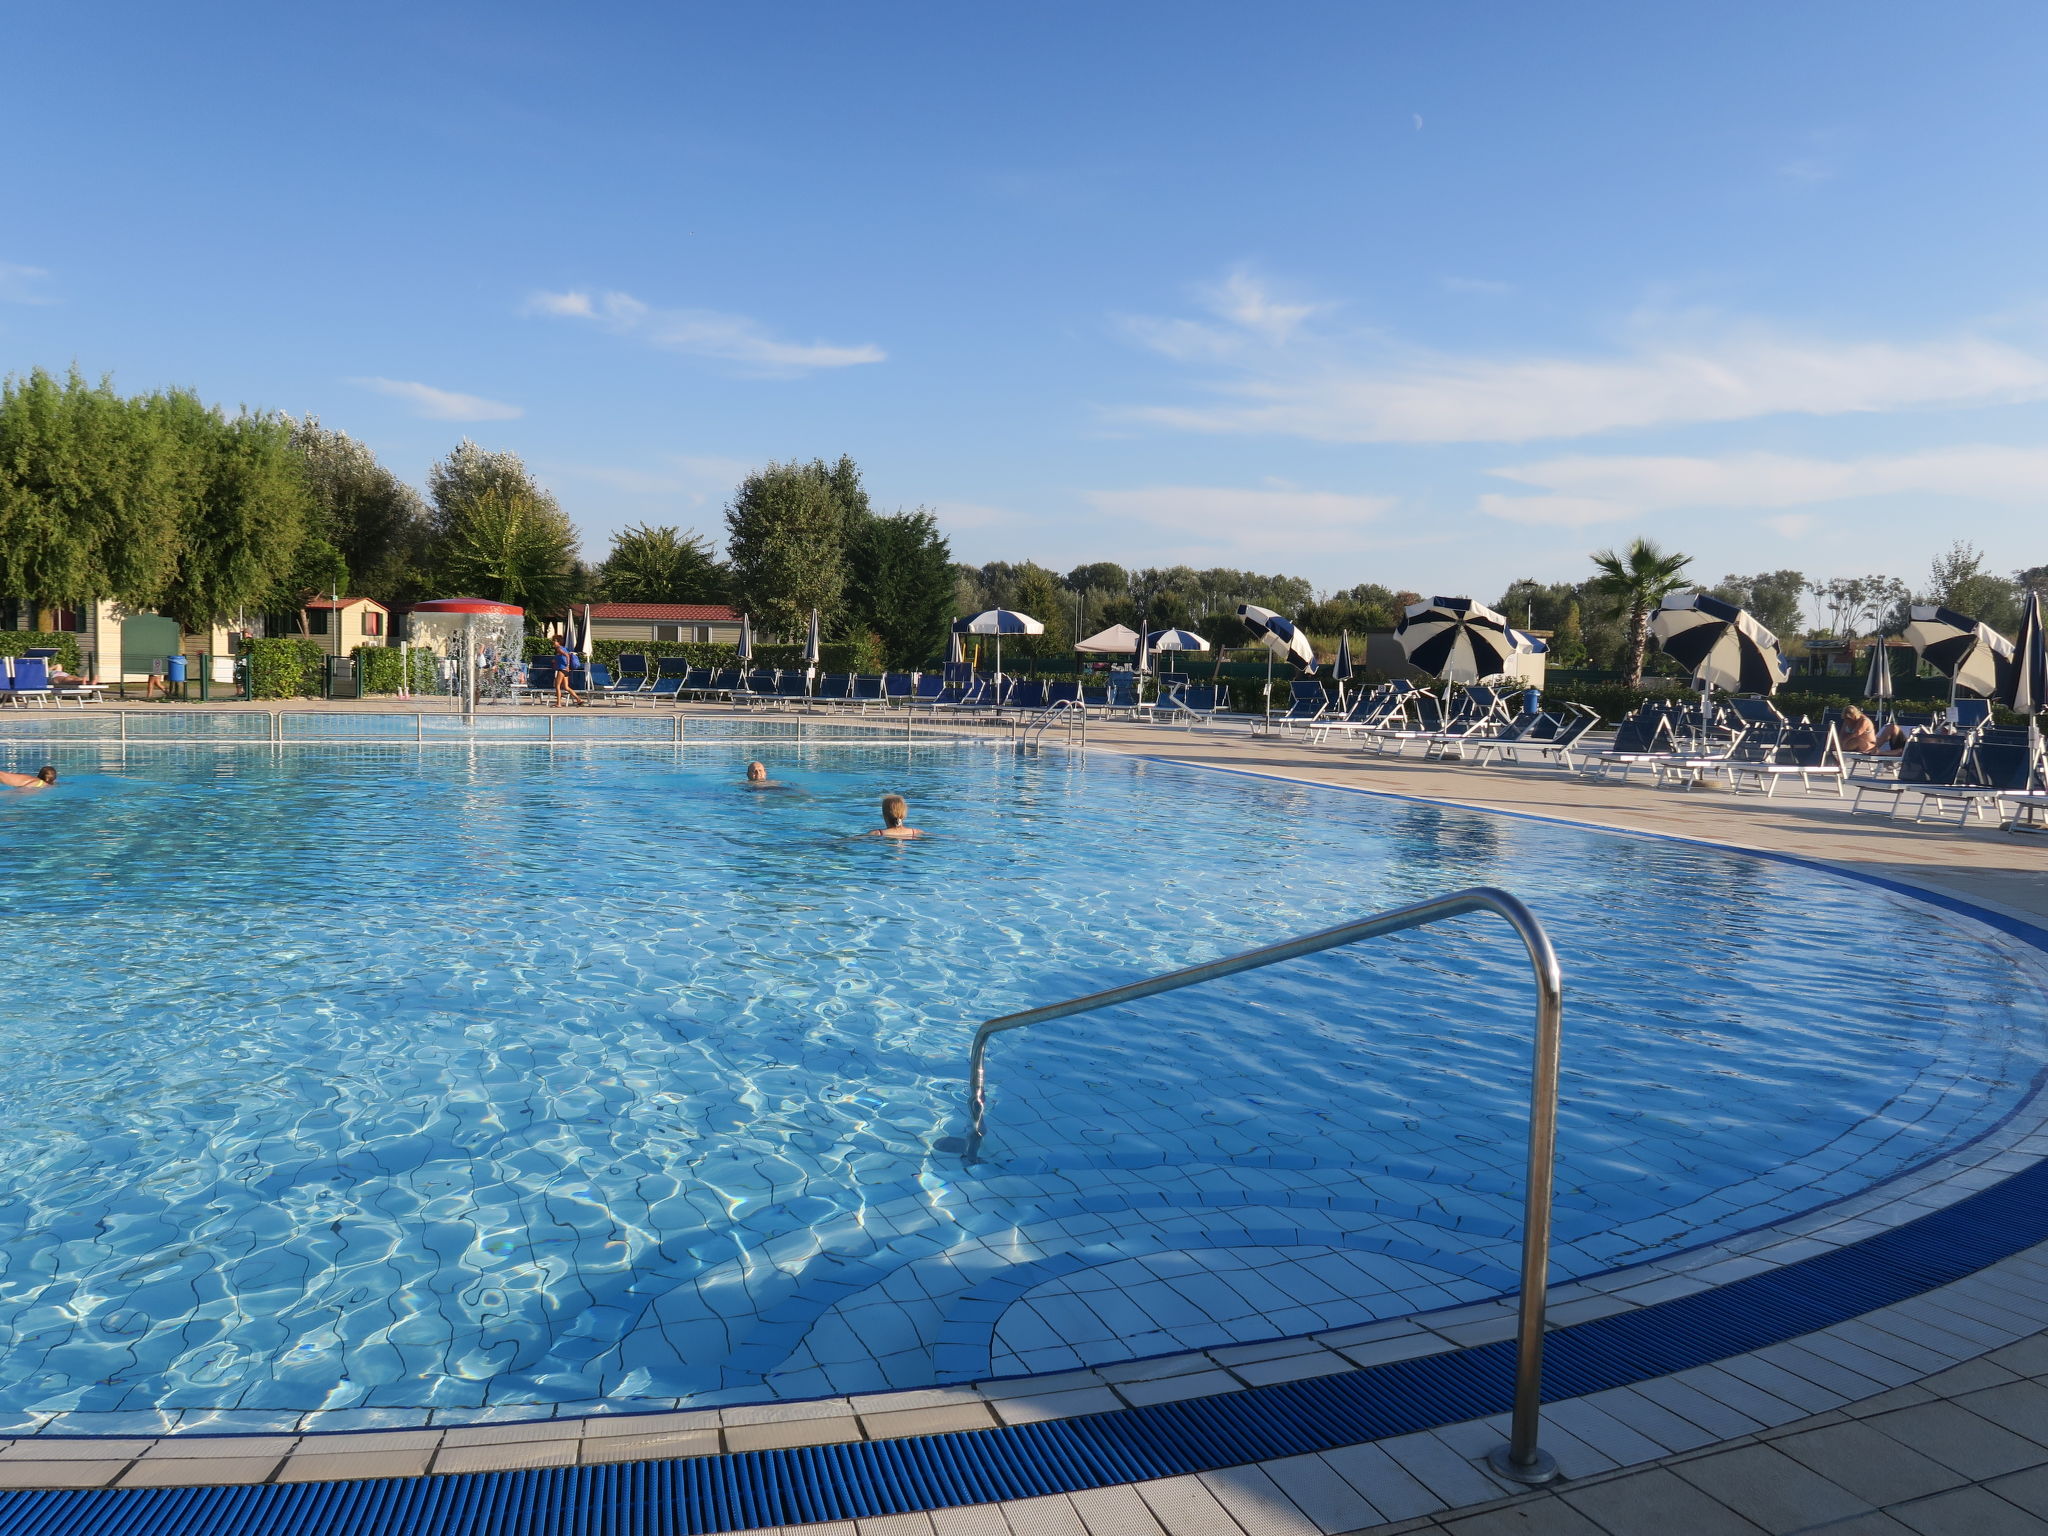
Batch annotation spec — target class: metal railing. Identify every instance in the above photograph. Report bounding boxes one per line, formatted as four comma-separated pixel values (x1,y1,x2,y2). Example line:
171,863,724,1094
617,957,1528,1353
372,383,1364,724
959,885,1564,1484
1019,697,1088,749
0,710,1002,748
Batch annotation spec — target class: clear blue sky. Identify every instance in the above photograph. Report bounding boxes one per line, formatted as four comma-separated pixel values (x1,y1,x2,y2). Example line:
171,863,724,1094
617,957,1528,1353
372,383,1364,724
4,2,2044,604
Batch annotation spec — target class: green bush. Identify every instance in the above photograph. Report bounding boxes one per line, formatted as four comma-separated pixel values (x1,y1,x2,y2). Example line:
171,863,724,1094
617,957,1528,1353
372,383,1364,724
243,637,325,699
354,645,439,695
588,637,886,675
0,631,84,674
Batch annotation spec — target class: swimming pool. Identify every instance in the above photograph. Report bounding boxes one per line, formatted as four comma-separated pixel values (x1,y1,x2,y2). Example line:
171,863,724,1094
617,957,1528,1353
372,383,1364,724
2,740,2043,1431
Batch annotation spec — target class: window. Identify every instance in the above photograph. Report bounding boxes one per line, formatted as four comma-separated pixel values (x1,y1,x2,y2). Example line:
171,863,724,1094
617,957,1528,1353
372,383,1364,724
695,626,714,643
305,608,329,635
51,606,87,633
654,624,683,642
362,610,385,637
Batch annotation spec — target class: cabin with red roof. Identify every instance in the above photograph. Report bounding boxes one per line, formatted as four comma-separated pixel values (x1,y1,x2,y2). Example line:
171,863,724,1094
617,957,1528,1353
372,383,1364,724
583,603,746,645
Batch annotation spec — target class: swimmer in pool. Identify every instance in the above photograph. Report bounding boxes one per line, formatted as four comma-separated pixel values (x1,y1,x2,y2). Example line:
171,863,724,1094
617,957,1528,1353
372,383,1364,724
741,761,786,789
0,766,57,790
868,792,924,839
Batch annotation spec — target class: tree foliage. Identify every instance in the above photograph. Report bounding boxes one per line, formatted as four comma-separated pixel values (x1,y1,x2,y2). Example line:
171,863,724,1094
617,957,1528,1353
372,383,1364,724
843,507,955,667
425,440,579,613
596,523,728,603
1710,570,1809,641
724,459,847,638
287,416,430,602
1924,540,2021,632
1590,537,1693,687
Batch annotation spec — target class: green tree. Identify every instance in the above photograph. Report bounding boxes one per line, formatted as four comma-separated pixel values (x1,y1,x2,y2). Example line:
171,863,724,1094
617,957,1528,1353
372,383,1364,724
843,507,955,667
723,459,846,638
1063,562,1129,595
425,441,579,612
1711,570,1807,640
271,535,349,633
1009,562,1072,662
1551,602,1589,667
1925,540,2021,631
0,367,181,609
287,415,430,602
596,523,728,603
149,392,315,631
1589,536,1693,686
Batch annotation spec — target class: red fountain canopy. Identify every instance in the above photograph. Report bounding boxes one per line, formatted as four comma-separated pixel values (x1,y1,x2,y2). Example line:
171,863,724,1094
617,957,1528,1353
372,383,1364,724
411,598,524,616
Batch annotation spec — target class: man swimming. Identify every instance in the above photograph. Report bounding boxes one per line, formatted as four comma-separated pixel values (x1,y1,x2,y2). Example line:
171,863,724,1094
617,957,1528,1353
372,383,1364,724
742,762,785,789
0,766,57,790
868,793,924,839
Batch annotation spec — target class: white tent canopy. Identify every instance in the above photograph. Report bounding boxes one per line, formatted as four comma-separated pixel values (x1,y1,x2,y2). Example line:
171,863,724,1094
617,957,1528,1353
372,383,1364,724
1075,624,1141,653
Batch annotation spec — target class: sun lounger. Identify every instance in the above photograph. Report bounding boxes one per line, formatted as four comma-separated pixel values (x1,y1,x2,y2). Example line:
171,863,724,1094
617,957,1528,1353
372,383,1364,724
1436,708,1550,762
1850,735,1969,817
1579,712,1678,781
882,672,915,705
1255,681,1329,735
1306,688,1401,742
1912,739,2044,826
1477,704,1599,767
1363,692,1448,755
638,658,690,703
912,674,946,704
1007,678,1048,711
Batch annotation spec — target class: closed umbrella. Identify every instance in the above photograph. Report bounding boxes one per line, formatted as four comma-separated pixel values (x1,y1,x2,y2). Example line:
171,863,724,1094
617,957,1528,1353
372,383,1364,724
1132,622,1150,698
2005,588,2045,775
802,606,821,703
1863,635,1895,726
581,603,594,669
737,613,754,665
1333,630,1354,708
955,607,1044,687
1649,590,1790,741
1394,597,1526,684
1902,605,2015,702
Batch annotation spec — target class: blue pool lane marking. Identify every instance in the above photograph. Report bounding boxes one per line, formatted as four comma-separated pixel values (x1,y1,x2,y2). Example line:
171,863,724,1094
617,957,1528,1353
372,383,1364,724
9,1148,2048,1536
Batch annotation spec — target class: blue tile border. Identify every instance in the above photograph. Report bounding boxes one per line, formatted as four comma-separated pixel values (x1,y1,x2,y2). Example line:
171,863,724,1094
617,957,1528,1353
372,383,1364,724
6,757,2047,1532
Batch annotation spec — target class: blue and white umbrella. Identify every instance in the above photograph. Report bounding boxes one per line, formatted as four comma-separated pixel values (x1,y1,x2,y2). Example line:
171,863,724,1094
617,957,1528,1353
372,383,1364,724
1397,597,1539,685
1239,604,1317,719
1132,621,1150,682
1864,635,1895,720
955,607,1043,683
1648,591,1791,694
1903,605,2014,700
738,613,754,663
2006,589,2045,771
803,607,821,668
1333,630,1354,707
1146,628,1210,652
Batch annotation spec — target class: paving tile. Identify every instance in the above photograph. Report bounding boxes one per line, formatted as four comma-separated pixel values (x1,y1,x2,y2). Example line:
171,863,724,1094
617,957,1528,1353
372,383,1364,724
998,1495,1089,1536
858,1516,936,1536
581,1410,724,1438
1983,1462,2048,1519
276,1450,433,1481
1376,1430,1513,1511
1318,1441,1442,1523
848,1387,991,1413
977,1372,1106,1399
0,1461,129,1489
1626,1375,1767,1442
1069,1483,1170,1536
1576,1387,1720,1453
1256,1452,1383,1532
290,1429,442,1454
1207,1338,1328,1367
724,1399,856,1427
1986,1336,2048,1377
1229,1353,1352,1388
580,1429,722,1463
117,1456,283,1486
433,1441,578,1475
439,1418,583,1447
930,1503,1012,1536
1195,1465,1324,1536
1130,1478,1246,1536
0,1439,153,1461
725,1417,863,1453
1439,1499,1606,1535
1540,1399,1668,1468
1117,1371,1241,1408
1887,1485,2048,1536
1908,1358,2022,1397
861,1404,997,1439
991,1388,1125,1426
1670,1444,1872,1530
1559,1467,1767,1535
1332,1335,1457,1369
1768,1420,1969,1506
1951,1380,2048,1446
1862,1401,2048,1480
141,1436,298,1459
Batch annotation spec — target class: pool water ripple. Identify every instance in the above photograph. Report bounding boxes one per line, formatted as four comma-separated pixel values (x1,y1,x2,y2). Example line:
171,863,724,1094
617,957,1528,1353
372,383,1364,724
0,744,2042,1424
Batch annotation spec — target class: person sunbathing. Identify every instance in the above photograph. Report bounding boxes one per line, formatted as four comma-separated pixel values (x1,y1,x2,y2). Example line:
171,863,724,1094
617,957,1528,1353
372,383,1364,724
0,766,57,790
868,792,924,839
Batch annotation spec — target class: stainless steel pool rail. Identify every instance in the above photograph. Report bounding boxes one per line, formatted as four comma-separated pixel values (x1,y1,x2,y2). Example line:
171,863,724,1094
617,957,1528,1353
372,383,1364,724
1019,697,1088,749
0,709,1006,747
960,885,1564,1484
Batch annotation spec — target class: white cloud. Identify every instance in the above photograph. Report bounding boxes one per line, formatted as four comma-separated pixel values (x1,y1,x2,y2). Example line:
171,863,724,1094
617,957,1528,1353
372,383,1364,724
1763,514,1816,538
350,377,523,421
1120,274,2048,443
1478,444,2048,527
0,262,54,304
1084,484,1394,556
525,288,884,374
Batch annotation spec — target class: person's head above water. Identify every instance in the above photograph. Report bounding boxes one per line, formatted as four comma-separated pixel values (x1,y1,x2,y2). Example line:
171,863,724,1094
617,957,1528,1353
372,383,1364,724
880,793,907,826
35,766,55,784
746,762,768,782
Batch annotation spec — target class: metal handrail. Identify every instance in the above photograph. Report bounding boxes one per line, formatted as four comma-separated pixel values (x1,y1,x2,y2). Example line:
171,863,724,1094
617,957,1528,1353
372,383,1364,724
1020,696,1087,749
960,884,1563,1484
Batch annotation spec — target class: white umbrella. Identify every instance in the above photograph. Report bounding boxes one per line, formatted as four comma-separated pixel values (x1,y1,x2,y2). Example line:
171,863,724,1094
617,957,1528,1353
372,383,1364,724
581,603,594,669
955,607,1044,686
1075,624,1141,653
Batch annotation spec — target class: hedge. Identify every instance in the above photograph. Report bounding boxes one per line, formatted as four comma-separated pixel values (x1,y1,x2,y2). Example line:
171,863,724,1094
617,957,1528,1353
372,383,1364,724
587,636,887,675
242,637,326,699
0,630,84,673
354,646,440,695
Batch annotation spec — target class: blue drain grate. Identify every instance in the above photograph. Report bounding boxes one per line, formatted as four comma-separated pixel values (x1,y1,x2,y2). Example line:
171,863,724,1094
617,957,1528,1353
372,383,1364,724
5,1148,2047,1535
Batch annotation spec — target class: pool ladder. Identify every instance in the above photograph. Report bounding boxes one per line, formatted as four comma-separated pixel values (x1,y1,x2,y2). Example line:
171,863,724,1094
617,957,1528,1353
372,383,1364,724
1018,696,1088,750
956,885,1564,1485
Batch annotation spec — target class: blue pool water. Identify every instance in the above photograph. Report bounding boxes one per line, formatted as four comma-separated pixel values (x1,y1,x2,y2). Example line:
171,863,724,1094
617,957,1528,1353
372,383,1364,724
1,739,2044,1429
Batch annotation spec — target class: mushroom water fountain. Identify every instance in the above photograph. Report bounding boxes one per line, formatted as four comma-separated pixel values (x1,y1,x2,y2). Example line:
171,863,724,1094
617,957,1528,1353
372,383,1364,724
404,598,526,714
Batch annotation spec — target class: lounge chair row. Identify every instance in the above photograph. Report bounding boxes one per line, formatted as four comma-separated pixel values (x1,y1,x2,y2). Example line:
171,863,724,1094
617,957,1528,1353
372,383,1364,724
0,655,102,707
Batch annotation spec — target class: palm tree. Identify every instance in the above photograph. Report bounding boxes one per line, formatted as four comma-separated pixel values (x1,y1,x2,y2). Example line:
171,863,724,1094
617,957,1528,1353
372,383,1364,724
1589,538,1694,686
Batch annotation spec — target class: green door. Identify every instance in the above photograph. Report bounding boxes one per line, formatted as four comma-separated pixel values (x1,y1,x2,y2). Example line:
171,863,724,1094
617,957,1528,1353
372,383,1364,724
120,614,182,677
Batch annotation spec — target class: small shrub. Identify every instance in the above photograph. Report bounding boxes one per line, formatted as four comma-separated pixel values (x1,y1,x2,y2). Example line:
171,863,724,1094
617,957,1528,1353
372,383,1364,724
354,646,439,694
243,637,325,699
0,631,84,674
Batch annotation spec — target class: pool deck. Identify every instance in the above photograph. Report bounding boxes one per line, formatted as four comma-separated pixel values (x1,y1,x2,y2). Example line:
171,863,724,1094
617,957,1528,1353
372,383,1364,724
3,702,2046,1534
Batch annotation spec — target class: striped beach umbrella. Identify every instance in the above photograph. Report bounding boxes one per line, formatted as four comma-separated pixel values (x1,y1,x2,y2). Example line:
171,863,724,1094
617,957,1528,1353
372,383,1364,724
1145,628,1209,652
1395,597,1529,684
2006,588,2045,716
1648,591,1792,694
1239,604,1317,719
955,607,1043,683
1903,605,2015,699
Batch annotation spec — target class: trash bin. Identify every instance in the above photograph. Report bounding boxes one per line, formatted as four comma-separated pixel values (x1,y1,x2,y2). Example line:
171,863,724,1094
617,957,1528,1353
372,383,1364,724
1522,687,1541,715
166,655,188,684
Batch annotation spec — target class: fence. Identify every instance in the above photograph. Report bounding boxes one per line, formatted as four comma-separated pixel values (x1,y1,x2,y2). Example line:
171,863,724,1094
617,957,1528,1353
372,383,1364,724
0,711,1004,748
